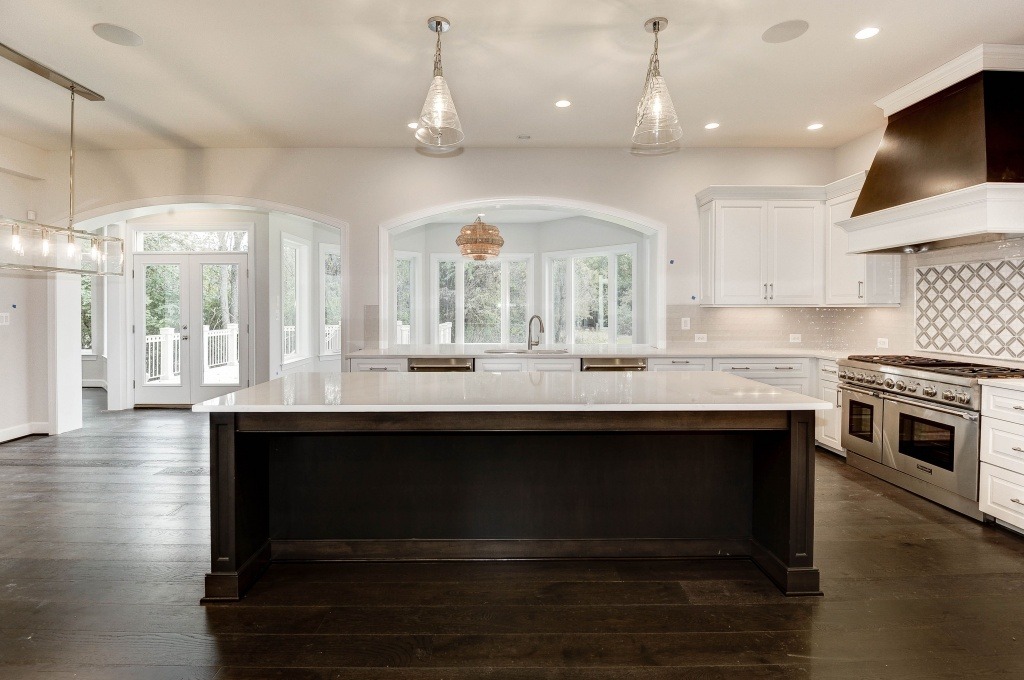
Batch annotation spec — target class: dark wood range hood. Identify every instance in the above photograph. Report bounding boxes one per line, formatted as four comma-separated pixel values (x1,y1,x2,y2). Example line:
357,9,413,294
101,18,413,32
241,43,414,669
840,46,1024,254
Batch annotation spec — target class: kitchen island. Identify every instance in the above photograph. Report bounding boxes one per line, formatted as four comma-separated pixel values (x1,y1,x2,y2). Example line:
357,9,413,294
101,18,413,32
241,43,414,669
194,371,829,601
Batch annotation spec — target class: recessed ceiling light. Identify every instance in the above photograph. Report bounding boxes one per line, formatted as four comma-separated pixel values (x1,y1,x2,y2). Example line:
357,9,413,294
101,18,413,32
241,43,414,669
92,23,143,47
555,100,572,108
407,122,419,129
807,123,824,130
704,122,720,130
761,20,810,44
855,27,881,40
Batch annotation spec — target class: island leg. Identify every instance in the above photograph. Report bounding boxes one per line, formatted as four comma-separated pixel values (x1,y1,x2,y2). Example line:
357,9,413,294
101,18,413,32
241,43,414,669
750,410,821,596
202,413,271,602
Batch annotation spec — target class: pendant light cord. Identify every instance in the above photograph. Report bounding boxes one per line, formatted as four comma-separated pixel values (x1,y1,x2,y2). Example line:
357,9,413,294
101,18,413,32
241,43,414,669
636,23,661,127
433,25,443,77
68,87,75,230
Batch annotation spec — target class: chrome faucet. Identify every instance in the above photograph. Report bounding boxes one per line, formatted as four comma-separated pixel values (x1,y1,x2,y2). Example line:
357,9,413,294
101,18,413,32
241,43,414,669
527,315,545,350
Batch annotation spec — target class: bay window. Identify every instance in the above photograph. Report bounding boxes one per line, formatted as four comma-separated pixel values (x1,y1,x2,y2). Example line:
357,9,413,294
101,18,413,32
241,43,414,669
281,235,310,362
432,255,532,344
546,245,635,346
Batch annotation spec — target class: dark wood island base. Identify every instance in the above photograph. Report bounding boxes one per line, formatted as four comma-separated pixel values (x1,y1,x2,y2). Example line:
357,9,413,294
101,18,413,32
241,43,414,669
202,409,819,601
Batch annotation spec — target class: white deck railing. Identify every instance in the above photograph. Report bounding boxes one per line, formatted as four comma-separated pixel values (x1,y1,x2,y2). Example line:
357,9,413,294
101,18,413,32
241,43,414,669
324,324,341,353
145,325,240,383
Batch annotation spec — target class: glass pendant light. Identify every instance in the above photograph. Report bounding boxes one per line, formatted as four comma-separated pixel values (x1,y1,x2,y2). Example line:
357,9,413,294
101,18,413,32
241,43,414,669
456,215,504,261
632,17,683,147
415,16,464,148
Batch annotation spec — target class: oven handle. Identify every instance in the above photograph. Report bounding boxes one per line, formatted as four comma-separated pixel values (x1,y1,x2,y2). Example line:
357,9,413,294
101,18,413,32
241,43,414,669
883,394,979,421
840,385,880,398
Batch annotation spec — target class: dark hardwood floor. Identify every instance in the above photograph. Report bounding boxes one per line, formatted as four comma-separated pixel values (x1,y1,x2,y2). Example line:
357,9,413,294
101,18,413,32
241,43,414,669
1,388,1023,678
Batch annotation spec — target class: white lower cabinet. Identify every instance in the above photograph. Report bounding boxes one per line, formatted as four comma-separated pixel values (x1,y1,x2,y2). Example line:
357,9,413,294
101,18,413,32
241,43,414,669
712,357,811,396
647,357,713,371
980,385,1024,532
349,358,407,372
475,357,580,372
815,360,843,454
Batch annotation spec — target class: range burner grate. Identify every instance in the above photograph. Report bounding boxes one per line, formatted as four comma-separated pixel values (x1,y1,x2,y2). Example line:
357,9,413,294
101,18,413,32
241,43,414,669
846,355,1024,379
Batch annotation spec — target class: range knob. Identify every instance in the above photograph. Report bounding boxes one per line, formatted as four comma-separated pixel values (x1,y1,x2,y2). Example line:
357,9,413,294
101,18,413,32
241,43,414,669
895,380,907,391
922,386,937,397
906,383,919,394
884,378,896,389
957,393,971,405
942,390,955,402
839,370,848,379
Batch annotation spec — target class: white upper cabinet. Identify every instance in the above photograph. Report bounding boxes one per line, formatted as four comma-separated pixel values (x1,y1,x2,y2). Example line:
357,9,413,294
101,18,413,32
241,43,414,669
697,178,899,307
825,179,901,306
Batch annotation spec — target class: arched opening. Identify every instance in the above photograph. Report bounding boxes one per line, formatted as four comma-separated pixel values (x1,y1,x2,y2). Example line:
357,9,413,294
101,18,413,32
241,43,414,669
65,197,349,417
378,197,667,348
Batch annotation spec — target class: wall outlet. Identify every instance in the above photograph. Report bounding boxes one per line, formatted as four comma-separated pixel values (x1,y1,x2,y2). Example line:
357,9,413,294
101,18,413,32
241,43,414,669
694,333,708,343
680,318,690,330
877,337,889,349
789,334,802,343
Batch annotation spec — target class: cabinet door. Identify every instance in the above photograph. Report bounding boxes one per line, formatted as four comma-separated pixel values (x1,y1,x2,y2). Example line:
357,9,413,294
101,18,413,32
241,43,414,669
475,358,528,372
767,201,823,305
349,358,407,372
714,201,767,305
527,358,579,372
825,193,868,305
816,381,843,452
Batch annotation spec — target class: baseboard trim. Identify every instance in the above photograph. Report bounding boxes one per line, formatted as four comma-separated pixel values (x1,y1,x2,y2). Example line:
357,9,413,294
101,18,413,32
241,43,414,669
82,380,108,389
0,421,50,444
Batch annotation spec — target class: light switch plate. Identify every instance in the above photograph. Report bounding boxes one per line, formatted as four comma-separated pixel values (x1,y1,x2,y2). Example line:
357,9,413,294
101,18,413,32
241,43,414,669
0,313,9,325
680,318,690,330
877,337,889,348
694,333,707,343
789,334,801,343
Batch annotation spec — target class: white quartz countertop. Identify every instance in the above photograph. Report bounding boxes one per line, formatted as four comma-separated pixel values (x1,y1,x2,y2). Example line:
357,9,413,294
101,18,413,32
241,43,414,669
346,343,851,361
193,371,831,413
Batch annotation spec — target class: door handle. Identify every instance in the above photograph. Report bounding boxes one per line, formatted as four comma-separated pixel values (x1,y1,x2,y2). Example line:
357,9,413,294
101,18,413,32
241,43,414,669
181,335,189,341
182,324,188,331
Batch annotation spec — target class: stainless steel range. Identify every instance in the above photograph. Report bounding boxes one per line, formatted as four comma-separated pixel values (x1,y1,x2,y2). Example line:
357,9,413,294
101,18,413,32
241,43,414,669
838,355,1024,520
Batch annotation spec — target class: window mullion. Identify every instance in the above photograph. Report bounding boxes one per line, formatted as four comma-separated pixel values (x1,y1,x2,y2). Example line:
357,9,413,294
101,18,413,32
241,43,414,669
608,254,617,347
456,259,465,344
500,259,510,343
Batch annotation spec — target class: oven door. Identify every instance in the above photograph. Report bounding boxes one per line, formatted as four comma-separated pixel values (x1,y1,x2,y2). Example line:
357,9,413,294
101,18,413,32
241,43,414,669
881,395,980,500
840,385,884,462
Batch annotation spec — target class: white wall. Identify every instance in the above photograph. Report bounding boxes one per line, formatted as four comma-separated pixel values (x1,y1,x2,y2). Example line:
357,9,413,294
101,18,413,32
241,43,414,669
39,146,836,348
0,138,50,442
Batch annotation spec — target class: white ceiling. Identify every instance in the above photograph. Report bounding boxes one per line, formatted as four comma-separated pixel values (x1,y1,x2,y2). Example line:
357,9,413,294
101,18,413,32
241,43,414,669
1,0,1023,151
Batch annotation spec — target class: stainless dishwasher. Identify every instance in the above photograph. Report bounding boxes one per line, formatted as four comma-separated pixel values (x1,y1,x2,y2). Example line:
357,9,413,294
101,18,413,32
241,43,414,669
580,357,647,372
406,357,475,372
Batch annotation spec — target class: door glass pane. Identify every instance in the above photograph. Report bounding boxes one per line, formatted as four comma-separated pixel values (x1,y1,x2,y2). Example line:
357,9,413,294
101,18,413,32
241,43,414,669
898,414,956,471
144,264,182,386
395,257,413,344
81,276,93,351
508,259,529,344
616,253,633,344
848,400,874,442
282,245,298,359
437,260,456,343
574,256,609,344
323,251,342,353
201,264,240,385
464,260,501,343
139,231,248,252
550,258,568,343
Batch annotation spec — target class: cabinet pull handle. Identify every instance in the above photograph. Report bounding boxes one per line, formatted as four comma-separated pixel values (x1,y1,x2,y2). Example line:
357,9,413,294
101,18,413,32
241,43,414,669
1012,498,1023,506
368,367,388,372
1012,447,1024,453
1014,406,1024,411
732,366,750,370
763,283,768,300
822,368,837,374
836,391,841,408
775,366,795,370
858,281,864,299
769,283,774,300
671,360,691,364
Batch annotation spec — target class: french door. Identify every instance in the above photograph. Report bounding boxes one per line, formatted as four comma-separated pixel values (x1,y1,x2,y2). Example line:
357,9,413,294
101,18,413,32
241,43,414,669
134,253,249,405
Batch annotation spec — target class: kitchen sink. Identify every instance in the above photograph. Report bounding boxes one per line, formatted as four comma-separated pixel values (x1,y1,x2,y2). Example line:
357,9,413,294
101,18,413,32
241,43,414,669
483,349,569,355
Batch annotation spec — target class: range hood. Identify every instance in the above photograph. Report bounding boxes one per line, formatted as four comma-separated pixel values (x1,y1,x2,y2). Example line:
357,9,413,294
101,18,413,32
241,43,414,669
840,45,1024,254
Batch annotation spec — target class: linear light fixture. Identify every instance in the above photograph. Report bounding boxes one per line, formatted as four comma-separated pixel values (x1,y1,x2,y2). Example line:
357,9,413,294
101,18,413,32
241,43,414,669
0,40,124,275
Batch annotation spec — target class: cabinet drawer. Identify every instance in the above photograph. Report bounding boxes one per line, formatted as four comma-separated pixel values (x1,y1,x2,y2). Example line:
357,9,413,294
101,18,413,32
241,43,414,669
712,357,810,377
475,358,527,372
751,378,811,397
982,386,1024,421
819,360,839,381
981,417,1024,476
980,462,1024,530
648,357,713,371
349,358,407,372
527,358,579,372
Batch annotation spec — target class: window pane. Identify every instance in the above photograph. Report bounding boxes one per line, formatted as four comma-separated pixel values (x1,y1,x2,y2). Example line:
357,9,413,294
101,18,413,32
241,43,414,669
616,252,633,344
323,252,342,353
574,256,609,344
201,264,240,385
464,260,501,343
550,258,568,344
140,231,248,252
81,276,93,350
143,264,181,385
395,257,413,344
282,245,298,358
437,260,456,343
508,259,529,344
